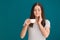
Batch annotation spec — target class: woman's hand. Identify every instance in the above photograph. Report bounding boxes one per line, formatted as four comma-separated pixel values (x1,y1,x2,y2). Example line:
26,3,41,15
37,16,42,25
24,19,31,28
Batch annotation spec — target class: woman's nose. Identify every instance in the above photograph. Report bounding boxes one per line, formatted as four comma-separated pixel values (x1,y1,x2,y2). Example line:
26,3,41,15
36,10,38,14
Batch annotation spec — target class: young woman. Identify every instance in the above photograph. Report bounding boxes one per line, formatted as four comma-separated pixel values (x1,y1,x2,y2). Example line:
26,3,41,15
20,2,50,40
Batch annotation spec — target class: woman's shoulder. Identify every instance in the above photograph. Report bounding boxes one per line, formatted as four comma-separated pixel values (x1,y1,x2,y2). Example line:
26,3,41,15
45,19,50,25
45,19,50,28
45,19,50,23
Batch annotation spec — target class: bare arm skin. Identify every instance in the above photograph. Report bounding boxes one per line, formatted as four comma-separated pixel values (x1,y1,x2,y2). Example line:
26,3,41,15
38,23,50,38
20,19,30,39
37,17,50,38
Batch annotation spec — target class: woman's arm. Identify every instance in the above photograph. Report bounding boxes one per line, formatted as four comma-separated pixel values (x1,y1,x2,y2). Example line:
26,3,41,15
20,19,30,39
37,18,50,38
20,25,28,39
38,24,50,38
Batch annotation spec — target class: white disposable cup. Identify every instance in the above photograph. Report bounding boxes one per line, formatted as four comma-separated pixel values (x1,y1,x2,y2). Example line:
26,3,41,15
30,19,36,23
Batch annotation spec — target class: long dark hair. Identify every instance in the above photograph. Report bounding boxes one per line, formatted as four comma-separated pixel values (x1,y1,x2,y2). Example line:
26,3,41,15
29,2,45,27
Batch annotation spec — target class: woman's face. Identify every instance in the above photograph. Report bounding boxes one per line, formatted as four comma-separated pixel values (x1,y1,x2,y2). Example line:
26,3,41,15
34,5,42,18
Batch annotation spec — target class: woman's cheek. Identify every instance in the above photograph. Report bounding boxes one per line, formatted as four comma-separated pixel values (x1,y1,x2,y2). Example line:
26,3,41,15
34,12,36,16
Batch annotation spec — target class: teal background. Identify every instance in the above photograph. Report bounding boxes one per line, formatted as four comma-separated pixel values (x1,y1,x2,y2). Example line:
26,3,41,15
0,0,60,40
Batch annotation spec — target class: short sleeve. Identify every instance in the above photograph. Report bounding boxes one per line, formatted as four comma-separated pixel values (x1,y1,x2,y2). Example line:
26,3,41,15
45,19,50,28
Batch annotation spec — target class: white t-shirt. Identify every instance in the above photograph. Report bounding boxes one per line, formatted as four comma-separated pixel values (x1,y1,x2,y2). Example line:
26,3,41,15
23,19,50,40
